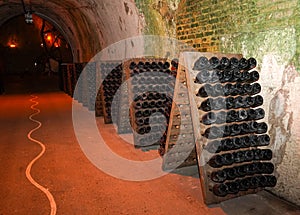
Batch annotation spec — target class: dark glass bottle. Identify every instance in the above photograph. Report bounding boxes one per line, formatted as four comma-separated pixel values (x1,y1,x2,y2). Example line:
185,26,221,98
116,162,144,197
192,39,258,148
251,83,261,95
225,168,237,180
212,97,225,110
232,68,242,82
203,126,224,139
212,84,224,97
197,85,210,97
257,122,268,134
210,170,227,183
230,124,242,136
225,97,235,109
216,111,226,124
266,176,277,187
219,57,230,69
205,140,221,153
254,95,264,107
208,154,225,168
199,98,212,112
222,69,233,82
234,96,244,109
195,70,211,83
237,109,248,121
250,70,260,82
247,57,257,70
222,138,234,151
202,112,217,125
129,62,136,70
193,56,209,70
240,70,251,82
239,178,250,191
230,57,239,68
212,184,228,197
238,58,249,70
223,153,235,165
258,134,270,146
226,110,237,123
209,57,220,69
226,181,239,194
224,83,232,96
135,111,143,118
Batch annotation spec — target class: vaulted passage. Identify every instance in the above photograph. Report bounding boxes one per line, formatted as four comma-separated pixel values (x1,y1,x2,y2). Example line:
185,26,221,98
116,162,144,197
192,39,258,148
0,0,299,214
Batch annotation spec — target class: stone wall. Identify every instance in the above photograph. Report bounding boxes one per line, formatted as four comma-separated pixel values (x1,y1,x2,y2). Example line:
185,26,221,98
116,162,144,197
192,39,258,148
176,0,300,206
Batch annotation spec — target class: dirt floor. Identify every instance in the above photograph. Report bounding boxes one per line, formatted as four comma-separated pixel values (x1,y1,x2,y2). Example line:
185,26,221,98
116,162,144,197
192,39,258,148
0,74,299,215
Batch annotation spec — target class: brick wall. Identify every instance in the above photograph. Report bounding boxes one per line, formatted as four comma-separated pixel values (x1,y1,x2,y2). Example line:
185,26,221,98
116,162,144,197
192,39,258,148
176,0,300,70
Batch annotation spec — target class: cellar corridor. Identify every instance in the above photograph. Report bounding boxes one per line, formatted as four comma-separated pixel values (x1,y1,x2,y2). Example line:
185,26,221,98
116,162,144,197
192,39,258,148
0,76,298,214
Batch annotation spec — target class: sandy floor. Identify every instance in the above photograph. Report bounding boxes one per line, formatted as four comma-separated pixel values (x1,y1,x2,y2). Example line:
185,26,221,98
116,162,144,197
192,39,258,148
0,75,224,214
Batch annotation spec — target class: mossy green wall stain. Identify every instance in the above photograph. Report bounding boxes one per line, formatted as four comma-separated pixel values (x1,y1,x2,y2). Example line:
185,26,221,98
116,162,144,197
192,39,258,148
135,0,180,37
176,0,300,72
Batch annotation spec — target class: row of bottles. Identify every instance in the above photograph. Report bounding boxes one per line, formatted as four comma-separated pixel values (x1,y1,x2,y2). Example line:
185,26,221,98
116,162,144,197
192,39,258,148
203,121,268,139
199,95,264,111
197,82,261,98
210,162,274,183
194,56,257,71
204,134,270,153
212,175,277,197
201,108,265,125
208,148,273,168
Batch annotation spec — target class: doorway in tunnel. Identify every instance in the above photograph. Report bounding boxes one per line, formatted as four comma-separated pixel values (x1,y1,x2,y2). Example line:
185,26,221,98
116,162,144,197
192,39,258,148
0,14,73,94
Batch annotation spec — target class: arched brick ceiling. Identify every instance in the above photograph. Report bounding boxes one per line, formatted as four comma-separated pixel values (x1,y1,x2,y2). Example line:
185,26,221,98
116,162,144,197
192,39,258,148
0,0,142,62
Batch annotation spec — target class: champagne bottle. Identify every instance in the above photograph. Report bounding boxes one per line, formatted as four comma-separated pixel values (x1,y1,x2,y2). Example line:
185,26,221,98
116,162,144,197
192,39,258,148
247,57,257,70
224,168,237,180
230,124,242,136
210,170,227,183
211,84,224,97
216,111,226,124
201,112,217,125
195,70,210,83
266,175,277,187
232,68,242,82
222,138,234,151
208,154,225,168
226,181,239,194
219,57,230,69
193,56,209,70
212,184,228,197
251,83,261,95
237,109,248,121
222,69,233,82
203,126,224,139
258,134,270,146
205,140,221,153
223,153,235,165
230,57,239,68
209,57,220,69
199,98,212,112
250,70,260,82
238,58,249,70
225,97,235,109
257,122,268,134
212,97,225,110
234,96,244,109
239,178,250,191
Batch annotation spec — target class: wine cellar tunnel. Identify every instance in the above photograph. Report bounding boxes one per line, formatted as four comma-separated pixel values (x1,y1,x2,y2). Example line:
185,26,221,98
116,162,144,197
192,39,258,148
0,0,300,214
